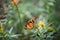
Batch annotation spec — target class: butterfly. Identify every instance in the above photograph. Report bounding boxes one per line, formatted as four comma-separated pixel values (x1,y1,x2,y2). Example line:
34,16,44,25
25,16,37,29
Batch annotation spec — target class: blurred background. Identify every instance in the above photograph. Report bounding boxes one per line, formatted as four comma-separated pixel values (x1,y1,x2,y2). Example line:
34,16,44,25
0,0,60,40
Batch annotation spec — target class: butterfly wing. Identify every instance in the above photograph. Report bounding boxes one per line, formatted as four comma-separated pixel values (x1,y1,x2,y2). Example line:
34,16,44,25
25,16,37,29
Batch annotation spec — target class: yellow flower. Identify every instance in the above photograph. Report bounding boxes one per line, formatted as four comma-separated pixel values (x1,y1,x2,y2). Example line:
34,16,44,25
38,21,45,27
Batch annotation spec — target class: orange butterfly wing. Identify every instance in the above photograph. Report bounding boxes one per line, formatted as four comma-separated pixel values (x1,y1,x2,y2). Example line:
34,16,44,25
11,0,20,6
26,23,33,29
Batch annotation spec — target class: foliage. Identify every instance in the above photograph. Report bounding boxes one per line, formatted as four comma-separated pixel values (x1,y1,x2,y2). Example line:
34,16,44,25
0,0,60,40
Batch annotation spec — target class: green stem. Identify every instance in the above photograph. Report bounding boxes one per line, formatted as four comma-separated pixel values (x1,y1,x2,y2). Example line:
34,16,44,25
11,0,20,19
